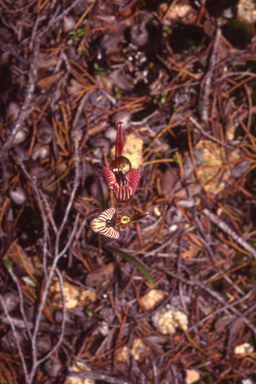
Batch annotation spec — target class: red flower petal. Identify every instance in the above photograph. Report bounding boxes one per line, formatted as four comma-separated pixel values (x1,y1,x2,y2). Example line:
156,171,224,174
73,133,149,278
102,166,140,202
113,168,140,202
126,168,140,192
114,186,133,202
115,122,124,158
101,167,119,192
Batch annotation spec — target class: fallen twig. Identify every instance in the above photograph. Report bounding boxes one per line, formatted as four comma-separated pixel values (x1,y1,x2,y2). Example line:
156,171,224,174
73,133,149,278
203,208,256,260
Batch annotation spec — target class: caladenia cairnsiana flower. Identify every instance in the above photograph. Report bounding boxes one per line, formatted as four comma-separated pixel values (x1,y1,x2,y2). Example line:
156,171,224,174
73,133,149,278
90,208,151,239
101,122,140,202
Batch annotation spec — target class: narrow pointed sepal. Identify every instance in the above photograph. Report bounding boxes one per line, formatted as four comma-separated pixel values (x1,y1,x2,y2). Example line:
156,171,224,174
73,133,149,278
130,211,152,223
115,121,124,158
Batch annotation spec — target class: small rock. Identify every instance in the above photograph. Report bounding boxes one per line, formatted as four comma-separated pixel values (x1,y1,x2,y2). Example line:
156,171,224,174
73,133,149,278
231,160,252,178
234,343,254,355
130,24,148,46
48,278,96,310
12,145,27,162
109,70,133,92
36,333,52,354
130,338,147,361
12,129,27,146
28,163,45,180
237,0,256,24
0,27,12,43
44,356,62,378
105,126,117,142
1,329,24,352
116,346,129,364
31,143,50,161
89,137,110,157
9,187,26,205
152,304,188,334
5,101,20,121
37,119,53,144
64,16,76,32
100,28,125,54
0,291,19,312
185,369,200,384
214,315,237,333
161,167,179,195
141,289,165,311
65,361,95,384
85,263,115,287
101,307,115,323
112,111,132,131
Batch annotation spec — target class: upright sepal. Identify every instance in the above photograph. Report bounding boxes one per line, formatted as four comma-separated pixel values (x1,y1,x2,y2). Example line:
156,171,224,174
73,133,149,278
115,121,124,158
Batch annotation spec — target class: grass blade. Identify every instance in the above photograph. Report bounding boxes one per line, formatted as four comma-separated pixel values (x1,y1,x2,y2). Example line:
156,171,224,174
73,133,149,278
108,246,155,286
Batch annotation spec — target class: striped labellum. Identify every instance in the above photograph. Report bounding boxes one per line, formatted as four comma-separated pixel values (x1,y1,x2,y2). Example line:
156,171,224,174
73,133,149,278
90,208,119,239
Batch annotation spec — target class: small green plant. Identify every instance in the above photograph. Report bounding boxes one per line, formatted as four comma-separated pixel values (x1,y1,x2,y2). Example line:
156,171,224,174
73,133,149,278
3,255,13,271
160,90,169,103
85,308,93,317
93,63,104,77
78,50,87,56
162,24,172,36
154,90,169,104
67,27,88,45
172,103,179,113
114,87,121,99
173,153,180,164
45,358,59,366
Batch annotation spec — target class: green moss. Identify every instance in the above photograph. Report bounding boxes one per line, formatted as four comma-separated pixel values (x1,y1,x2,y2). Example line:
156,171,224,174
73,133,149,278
169,24,206,53
222,20,251,49
133,80,149,96
139,24,163,53
132,103,158,121
243,262,256,284
212,279,228,293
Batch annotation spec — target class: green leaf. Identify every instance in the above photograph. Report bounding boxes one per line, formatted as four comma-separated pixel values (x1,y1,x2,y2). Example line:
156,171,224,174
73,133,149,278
173,154,180,164
22,276,37,287
3,255,13,271
85,307,93,317
98,179,105,215
108,247,155,286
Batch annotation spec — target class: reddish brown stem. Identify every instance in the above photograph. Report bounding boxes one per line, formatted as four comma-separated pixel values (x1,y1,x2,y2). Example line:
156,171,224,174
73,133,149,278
115,121,124,158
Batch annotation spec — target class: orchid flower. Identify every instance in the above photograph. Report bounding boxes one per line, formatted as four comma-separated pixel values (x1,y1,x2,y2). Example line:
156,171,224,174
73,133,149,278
90,208,119,239
101,122,140,202
90,208,151,239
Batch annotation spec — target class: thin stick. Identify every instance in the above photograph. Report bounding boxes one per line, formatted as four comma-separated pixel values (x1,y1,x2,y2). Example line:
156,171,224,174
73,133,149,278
0,295,28,381
0,40,39,161
203,208,256,259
